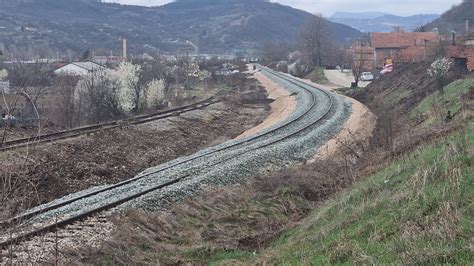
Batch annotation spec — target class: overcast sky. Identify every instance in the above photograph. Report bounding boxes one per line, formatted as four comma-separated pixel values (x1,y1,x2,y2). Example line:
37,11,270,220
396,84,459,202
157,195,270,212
104,0,463,16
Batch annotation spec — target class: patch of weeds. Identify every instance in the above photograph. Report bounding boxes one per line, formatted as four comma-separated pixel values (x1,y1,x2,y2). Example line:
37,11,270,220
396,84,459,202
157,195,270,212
411,78,473,124
305,68,329,84
384,88,412,106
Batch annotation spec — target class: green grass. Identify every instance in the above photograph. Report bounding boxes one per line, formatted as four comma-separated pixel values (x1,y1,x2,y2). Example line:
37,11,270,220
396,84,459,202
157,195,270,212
185,248,255,265
218,119,474,265
411,78,473,124
384,88,412,106
305,68,329,84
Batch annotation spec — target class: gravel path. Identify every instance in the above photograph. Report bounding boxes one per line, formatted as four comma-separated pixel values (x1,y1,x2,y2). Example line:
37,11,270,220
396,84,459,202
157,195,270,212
324,69,371,88
2,67,352,250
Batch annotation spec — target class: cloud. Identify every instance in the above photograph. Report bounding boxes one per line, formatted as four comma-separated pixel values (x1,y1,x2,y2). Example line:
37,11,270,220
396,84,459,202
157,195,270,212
104,0,463,16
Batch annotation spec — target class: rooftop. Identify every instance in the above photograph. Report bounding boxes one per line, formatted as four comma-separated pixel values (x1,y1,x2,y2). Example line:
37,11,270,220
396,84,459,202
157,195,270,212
71,61,105,71
370,32,439,48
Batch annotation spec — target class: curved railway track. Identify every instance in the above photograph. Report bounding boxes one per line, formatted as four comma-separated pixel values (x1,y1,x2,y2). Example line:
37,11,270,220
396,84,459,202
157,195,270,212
0,96,220,152
0,66,346,249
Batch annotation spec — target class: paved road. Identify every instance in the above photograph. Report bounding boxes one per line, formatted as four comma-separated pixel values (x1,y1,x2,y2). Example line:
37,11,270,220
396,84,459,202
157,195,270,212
324,69,371,88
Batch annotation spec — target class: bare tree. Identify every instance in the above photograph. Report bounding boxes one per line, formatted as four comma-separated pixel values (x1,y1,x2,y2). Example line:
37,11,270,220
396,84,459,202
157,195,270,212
8,60,53,109
175,55,194,88
52,75,80,128
298,14,333,68
351,41,371,87
262,41,292,62
140,59,174,94
334,47,353,71
413,23,428,32
81,70,123,123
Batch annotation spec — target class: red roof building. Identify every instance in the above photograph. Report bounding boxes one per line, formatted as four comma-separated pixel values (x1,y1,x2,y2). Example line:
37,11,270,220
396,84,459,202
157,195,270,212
446,45,474,71
351,32,440,71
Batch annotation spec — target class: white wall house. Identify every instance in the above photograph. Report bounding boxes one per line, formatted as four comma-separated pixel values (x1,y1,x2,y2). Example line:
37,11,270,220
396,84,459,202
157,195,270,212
53,61,106,76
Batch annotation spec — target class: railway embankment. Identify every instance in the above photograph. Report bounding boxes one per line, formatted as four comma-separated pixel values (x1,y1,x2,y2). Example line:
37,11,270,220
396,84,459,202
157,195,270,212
62,63,472,265
1,66,353,263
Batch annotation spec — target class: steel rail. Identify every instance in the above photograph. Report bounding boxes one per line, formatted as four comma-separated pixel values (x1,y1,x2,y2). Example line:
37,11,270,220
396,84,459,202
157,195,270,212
0,96,219,152
0,66,320,228
0,66,339,248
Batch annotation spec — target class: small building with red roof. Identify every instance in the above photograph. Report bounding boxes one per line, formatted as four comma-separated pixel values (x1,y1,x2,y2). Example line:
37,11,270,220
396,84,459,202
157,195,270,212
351,31,440,71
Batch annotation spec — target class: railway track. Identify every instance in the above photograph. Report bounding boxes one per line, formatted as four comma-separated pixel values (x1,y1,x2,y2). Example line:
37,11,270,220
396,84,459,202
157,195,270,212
0,96,219,152
0,66,350,251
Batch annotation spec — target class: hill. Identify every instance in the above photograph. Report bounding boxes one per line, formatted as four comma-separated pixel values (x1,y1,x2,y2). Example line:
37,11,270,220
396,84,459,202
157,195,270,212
330,13,439,32
331,11,389,20
0,0,361,57
426,0,474,33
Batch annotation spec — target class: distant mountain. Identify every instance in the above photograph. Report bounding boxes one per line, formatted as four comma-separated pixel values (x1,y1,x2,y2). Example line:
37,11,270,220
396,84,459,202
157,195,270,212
331,11,389,20
0,0,361,57
330,12,439,33
426,0,474,34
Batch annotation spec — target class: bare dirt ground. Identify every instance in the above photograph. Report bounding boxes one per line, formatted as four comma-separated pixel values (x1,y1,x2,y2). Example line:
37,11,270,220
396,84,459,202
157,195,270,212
0,78,271,218
237,71,296,139
324,69,371,88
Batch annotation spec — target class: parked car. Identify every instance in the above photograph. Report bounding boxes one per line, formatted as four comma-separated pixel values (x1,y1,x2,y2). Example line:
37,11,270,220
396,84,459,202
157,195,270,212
360,72,374,81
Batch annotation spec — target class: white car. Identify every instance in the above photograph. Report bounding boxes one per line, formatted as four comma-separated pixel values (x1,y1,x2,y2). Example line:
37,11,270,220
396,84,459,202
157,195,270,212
360,72,374,81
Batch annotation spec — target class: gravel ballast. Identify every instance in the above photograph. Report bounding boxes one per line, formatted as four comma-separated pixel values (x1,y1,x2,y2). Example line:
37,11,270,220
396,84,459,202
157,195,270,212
16,67,352,226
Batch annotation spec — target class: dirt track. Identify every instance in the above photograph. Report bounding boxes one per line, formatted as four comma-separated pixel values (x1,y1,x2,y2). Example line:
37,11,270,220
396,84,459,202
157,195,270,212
237,71,296,138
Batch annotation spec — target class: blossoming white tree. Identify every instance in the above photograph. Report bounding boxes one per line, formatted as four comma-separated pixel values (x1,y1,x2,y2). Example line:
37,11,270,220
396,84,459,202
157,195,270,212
114,61,143,112
0,69,7,80
146,79,166,108
427,57,452,94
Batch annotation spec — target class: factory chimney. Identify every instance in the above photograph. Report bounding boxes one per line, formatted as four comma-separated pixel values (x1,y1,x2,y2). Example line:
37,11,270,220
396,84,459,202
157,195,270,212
122,38,127,60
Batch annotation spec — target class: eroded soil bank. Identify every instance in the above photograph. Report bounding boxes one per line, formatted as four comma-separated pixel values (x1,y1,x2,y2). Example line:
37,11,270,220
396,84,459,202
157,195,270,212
237,71,296,139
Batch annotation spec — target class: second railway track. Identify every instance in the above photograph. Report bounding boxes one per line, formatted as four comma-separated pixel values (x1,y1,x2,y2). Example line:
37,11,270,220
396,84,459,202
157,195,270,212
0,66,352,250
0,96,220,152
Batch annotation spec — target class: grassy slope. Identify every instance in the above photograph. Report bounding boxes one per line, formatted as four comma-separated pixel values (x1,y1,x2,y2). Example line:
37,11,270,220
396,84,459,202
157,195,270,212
305,68,329,84
215,79,474,264
254,124,473,264
72,75,472,265
411,78,474,125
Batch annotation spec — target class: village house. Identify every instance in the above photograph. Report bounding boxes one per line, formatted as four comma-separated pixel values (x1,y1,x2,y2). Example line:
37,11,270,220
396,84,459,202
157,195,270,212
351,32,440,71
53,61,106,76
446,33,474,72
